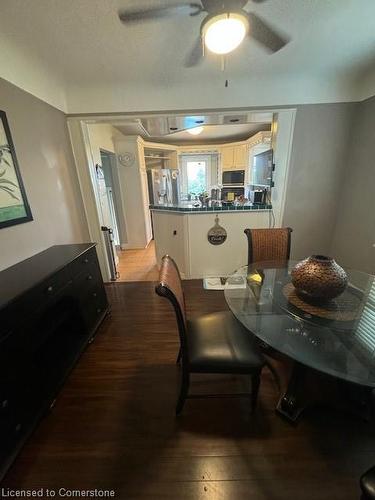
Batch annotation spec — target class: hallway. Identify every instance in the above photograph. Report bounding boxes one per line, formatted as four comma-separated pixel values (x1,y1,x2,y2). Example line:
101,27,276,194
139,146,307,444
116,241,159,282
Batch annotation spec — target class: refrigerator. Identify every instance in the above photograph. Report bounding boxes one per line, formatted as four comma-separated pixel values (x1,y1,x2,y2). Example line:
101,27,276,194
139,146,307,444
147,168,180,205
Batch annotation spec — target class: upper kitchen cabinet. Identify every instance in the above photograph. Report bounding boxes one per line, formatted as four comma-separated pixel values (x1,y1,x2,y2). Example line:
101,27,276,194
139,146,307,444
221,143,249,170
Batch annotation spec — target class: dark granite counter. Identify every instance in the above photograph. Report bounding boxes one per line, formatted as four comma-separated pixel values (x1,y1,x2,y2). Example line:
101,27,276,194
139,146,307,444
149,203,272,213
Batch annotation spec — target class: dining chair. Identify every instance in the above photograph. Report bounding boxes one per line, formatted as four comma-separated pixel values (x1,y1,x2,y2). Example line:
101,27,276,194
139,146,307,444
360,466,375,499
243,227,293,388
244,227,293,267
155,255,265,415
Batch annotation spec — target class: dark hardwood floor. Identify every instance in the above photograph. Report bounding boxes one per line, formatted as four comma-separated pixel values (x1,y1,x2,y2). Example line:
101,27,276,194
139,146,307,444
2,280,374,499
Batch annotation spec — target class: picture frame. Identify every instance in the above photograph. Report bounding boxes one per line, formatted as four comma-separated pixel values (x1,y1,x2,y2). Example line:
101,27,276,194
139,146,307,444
0,110,33,229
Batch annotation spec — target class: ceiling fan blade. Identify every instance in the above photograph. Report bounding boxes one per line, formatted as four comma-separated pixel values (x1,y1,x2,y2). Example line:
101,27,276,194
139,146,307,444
119,3,202,24
202,0,247,11
247,12,290,52
184,36,203,67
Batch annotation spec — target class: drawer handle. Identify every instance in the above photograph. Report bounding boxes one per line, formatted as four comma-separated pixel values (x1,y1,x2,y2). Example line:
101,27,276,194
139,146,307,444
1,400,8,409
47,285,54,293
87,275,93,281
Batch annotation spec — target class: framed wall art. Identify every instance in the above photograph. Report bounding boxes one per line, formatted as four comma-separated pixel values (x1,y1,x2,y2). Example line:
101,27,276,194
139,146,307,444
0,110,33,229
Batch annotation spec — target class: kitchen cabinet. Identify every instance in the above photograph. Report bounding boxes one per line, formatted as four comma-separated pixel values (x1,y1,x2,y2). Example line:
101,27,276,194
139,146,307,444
221,144,248,170
221,146,234,170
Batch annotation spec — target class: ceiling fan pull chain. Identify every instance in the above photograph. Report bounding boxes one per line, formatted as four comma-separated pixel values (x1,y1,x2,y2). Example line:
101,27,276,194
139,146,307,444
221,55,226,72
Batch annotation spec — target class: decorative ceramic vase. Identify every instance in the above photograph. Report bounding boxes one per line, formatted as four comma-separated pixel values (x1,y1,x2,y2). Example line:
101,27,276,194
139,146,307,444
291,255,348,302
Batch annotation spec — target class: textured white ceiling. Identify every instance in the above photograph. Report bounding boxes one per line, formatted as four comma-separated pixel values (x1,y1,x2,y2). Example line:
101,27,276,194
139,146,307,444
0,0,375,112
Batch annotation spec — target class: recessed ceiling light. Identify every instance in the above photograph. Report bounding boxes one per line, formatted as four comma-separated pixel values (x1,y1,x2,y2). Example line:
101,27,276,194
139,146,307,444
187,126,204,136
202,12,249,55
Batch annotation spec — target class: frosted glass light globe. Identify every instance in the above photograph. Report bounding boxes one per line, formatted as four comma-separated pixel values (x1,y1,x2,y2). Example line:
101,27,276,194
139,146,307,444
203,13,248,55
187,126,204,135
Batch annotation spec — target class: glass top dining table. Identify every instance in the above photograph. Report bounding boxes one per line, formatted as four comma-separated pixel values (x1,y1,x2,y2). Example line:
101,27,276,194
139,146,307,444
224,261,375,389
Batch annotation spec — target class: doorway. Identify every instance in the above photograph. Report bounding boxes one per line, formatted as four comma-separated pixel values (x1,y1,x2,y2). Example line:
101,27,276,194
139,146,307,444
68,109,296,282
99,149,158,282
99,150,120,246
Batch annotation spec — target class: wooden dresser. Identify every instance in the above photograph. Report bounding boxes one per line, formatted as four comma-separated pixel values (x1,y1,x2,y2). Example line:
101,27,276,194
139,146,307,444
0,243,109,480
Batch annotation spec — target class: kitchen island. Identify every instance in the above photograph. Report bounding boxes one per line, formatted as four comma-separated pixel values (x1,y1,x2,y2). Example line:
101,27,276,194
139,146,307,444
150,204,273,279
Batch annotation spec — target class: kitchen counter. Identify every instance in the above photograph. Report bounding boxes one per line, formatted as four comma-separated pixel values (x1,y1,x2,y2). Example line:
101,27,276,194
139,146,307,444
149,203,272,213
150,205,273,279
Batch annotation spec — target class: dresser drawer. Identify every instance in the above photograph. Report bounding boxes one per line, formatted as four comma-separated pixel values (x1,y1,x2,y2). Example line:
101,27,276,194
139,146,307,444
70,248,99,278
73,263,103,297
0,316,31,367
79,286,108,334
4,267,71,324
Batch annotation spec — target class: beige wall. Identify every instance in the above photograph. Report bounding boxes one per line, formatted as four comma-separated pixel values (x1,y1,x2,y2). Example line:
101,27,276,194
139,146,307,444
331,96,375,273
0,78,89,271
282,102,356,260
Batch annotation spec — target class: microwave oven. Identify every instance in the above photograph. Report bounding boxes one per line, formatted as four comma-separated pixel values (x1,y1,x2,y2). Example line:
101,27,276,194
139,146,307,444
222,169,245,185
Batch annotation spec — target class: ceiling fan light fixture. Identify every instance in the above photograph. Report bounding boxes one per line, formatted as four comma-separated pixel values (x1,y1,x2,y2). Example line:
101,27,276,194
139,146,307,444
187,126,204,136
202,12,249,55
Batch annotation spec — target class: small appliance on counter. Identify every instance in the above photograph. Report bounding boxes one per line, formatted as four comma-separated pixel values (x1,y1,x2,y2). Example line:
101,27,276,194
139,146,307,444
210,186,222,207
245,186,269,205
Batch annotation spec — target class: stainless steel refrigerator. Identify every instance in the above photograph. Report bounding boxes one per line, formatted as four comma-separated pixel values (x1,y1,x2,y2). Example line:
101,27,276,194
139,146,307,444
147,168,180,205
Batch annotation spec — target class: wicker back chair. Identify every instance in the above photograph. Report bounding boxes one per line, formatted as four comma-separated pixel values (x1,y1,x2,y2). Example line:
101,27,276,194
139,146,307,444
244,227,293,267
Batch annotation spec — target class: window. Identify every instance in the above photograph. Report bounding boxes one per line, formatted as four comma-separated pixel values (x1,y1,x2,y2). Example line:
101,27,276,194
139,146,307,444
180,154,219,196
186,161,207,194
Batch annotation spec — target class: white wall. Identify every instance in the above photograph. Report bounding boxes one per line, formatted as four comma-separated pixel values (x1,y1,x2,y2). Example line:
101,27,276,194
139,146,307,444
330,96,375,274
0,78,88,271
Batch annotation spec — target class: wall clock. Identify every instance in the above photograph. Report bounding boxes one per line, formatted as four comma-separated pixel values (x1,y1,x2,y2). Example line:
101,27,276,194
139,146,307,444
118,152,135,167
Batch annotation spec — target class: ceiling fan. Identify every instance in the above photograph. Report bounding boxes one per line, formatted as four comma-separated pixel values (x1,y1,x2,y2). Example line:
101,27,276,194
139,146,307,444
118,0,290,67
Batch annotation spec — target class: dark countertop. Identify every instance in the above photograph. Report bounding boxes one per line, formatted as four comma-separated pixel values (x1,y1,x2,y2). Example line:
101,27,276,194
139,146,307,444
0,243,96,310
149,203,272,213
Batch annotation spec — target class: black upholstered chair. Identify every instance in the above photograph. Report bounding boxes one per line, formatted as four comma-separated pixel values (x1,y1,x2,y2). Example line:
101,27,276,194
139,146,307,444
155,255,265,415
361,466,375,499
244,227,293,267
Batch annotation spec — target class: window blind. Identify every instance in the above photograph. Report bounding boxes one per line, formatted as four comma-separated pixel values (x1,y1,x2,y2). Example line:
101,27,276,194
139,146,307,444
356,280,375,353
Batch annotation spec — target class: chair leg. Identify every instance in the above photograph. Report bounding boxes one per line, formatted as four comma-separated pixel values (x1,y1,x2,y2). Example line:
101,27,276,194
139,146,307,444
251,372,261,412
176,346,182,365
176,368,190,415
